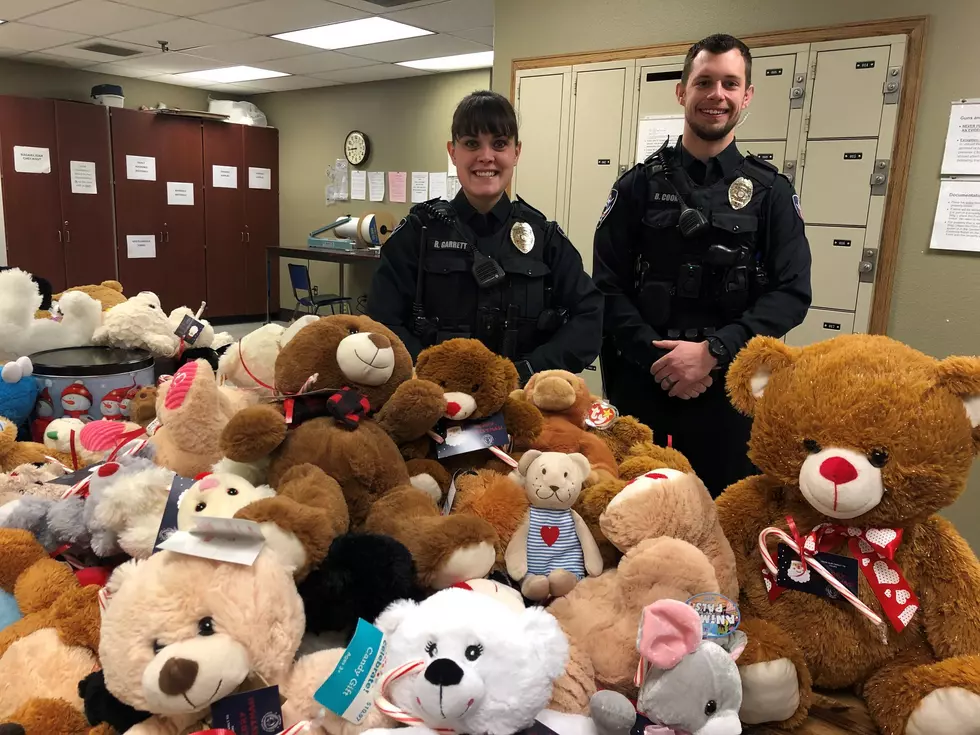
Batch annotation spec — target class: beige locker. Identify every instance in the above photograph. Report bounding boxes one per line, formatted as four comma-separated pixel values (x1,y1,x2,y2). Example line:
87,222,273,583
799,138,878,226
806,225,865,311
738,140,787,172
514,72,569,223
636,64,684,118
808,46,890,139
786,308,855,347
736,54,796,140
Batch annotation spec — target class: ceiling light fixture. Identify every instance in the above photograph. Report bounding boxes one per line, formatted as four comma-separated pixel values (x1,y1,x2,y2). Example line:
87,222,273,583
397,51,494,71
175,66,290,83
273,17,432,51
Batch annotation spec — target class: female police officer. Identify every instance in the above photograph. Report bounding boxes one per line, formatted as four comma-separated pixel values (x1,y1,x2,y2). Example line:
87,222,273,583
366,90,602,385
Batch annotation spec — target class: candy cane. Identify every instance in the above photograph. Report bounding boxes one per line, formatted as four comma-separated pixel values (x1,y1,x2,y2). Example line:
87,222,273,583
373,660,455,733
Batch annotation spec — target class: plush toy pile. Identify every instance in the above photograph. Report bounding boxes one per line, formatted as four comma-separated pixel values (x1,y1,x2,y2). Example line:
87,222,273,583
0,296,976,735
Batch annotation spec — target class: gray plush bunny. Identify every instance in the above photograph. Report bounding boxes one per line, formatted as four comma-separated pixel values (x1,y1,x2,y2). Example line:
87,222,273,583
590,598,746,735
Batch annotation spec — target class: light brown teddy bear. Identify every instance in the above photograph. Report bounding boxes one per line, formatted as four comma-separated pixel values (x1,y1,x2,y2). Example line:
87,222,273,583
35,280,126,319
717,334,980,735
0,416,72,473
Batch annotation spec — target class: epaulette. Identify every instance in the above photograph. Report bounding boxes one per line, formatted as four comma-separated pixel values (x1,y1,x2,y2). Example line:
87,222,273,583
409,197,457,226
513,195,548,223
741,153,778,186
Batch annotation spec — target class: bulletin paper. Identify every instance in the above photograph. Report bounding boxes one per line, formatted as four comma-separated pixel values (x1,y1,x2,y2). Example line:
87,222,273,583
411,172,428,203
212,165,238,189
389,172,407,203
350,170,367,201
368,171,385,202
941,101,980,176
14,146,51,174
929,179,980,252
167,182,194,206
127,235,156,259
70,161,97,194
635,115,685,163
429,172,448,200
126,155,156,181
248,167,271,189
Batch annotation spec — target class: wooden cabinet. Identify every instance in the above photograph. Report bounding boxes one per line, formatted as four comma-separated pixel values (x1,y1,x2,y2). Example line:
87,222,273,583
244,125,280,316
0,96,115,293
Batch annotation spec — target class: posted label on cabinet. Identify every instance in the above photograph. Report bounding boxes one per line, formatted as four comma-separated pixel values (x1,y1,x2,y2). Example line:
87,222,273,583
126,155,156,181
70,161,97,194
14,146,51,174
167,182,194,206
248,167,271,190
212,165,238,189
126,235,156,259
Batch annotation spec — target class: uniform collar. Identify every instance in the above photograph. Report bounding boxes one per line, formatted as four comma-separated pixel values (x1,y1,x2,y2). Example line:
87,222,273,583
675,136,743,185
452,190,512,230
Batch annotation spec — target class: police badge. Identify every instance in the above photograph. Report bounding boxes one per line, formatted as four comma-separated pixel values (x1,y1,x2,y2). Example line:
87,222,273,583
511,221,535,253
728,176,753,210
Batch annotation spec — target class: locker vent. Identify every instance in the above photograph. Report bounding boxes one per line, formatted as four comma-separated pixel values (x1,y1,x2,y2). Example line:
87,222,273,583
646,71,682,82
76,42,144,57
352,0,429,5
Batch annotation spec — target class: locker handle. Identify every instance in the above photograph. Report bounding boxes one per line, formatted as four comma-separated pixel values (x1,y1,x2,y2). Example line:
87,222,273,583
65,229,70,244
241,232,245,242
165,231,170,243
246,232,250,243
57,230,62,243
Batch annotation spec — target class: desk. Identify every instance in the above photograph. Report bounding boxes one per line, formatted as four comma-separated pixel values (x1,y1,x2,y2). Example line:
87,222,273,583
266,245,381,323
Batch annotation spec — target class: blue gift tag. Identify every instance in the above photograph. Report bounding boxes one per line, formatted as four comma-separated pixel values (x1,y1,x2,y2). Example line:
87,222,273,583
686,592,741,638
435,411,509,460
314,618,387,724
210,684,283,734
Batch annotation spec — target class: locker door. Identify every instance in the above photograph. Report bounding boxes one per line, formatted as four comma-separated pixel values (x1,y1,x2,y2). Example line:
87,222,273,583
806,226,865,311
636,65,683,118
514,71,570,223
736,54,795,140
799,139,877,226
808,46,890,139
786,308,855,347
740,141,786,172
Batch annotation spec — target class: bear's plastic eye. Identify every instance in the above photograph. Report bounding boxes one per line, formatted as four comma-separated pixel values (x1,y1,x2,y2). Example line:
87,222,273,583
541,468,546,475
563,472,568,478
152,640,164,654
348,327,358,335
803,439,821,454
195,502,207,512
704,700,717,716
869,448,889,468
227,488,238,496
424,641,437,657
198,617,216,636
471,383,481,393
465,644,483,661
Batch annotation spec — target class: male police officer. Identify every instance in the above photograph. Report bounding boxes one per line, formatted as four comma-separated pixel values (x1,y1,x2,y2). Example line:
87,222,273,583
593,34,812,497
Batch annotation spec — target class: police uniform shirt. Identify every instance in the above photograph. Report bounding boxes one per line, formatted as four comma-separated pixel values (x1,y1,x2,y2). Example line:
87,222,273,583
592,137,812,372
366,190,604,373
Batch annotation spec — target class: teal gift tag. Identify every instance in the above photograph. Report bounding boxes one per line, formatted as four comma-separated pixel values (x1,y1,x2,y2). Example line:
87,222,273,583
313,618,387,724
686,592,740,639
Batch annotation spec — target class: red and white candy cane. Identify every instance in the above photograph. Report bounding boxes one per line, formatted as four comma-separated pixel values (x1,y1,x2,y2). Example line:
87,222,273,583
374,660,455,734
278,722,312,735
759,524,883,629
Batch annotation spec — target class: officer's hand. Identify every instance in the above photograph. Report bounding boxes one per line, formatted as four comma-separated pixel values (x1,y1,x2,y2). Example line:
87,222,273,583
674,376,713,400
650,340,718,391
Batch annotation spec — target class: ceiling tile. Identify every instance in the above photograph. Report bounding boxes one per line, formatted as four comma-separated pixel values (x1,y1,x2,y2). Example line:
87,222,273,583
449,25,491,45
315,62,429,84
383,0,491,33
84,60,159,77
195,36,320,64
38,37,156,63
85,51,216,74
340,32,486,62
144,72,212,87
0,0,77,21
203,82,258,95
24,0,175,35
20,50,94,67
114,0,255,14
0,23,89,51
329,0,444,11
194,0,366,36
0,46,24,56
236,74,335,92
109,18,252,51
262,49,373,74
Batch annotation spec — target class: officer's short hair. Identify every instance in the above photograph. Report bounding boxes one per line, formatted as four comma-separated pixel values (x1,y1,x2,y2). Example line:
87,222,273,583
681,34,752,86
452,90,520,143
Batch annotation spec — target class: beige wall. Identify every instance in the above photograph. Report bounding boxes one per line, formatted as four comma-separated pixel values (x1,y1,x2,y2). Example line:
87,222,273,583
494,0,980,549
252,69,491,311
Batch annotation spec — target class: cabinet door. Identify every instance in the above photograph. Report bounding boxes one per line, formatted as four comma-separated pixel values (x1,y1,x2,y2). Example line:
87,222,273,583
243,125,279,316
808,46,890,139
55,101,115,288
514,70,571,224
203,122,245,318
735,54,796,141
0,96,66,290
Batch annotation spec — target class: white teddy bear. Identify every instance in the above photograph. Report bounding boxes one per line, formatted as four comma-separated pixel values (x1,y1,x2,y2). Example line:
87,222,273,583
216,316,319,397
92,291,180,357
175,471,276,531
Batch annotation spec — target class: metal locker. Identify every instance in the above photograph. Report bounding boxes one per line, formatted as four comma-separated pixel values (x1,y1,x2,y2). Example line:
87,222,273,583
735,54,796,140
514,72,569,223
739,140,786,172
805,225,866,311
785,308,855,347
808,46,890,139
799,139,878,226
636,65,683,118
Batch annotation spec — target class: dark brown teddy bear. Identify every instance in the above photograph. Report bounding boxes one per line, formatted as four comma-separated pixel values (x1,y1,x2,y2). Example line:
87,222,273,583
220,314,446,526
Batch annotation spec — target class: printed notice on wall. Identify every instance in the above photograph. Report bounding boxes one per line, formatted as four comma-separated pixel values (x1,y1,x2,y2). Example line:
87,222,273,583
350,170,366,201
635,114,685,164
930,179,980,252
388,172,407,203
13,146,51,174
212,165,238,189
126,235,156,259
126,155,156,181
411,172,428,203
248,167,271,189
368,171,385,202
429,172,447,200
941,101,980,175
70,161,97,194
167,182,194,206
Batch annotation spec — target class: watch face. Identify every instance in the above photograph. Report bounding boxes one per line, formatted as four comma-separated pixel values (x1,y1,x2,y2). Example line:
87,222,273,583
345,131,368,165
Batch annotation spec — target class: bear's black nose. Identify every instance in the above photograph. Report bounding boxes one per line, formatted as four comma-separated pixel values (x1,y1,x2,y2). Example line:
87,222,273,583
550,485,559,492
0,724,25,735
159,657,199,696
424,658,464,687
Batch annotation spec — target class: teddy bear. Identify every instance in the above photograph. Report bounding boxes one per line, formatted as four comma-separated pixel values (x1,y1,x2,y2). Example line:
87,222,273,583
451,468,530,569
128,385,158,427
0,415,73,473
505,450,603,601
216,316,319,398
0,528,107,735
220,314,447,526
36,279,127,319
714,333,980,735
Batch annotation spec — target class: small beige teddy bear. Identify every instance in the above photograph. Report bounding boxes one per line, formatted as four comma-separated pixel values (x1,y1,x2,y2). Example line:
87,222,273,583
505,450,603,601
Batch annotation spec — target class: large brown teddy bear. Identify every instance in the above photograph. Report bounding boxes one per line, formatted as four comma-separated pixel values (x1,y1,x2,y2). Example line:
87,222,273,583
220,314,447,526
717,334,980,735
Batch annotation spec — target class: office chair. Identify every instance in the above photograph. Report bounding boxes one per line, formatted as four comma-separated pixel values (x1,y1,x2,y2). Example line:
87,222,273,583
287,262,352,319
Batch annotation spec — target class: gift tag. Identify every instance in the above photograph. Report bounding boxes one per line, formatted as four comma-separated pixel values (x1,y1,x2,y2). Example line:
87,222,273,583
152,475,197,553
175,315,206,345
157,516,266,566
210,684,284,735
442,469,478,516
686,592,740,638
434,411,509,460
585,400,619,430
775,543,859,600
314,618,387,724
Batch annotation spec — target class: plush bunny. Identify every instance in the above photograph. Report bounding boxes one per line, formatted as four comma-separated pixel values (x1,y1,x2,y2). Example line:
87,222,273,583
590,599,745,735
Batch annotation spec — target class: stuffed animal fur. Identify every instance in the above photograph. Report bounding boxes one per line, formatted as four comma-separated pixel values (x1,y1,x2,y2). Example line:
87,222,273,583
37,279,126,319
0,357,38,432
92,291,179,357
0,415,72,473
716,334,980,735
216,316,318,397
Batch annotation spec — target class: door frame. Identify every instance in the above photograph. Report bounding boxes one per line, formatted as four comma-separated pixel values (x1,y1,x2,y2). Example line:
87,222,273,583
509,16,928,336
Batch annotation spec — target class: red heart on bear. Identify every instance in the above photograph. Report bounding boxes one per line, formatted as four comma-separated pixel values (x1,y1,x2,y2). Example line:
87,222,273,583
540,526,560,546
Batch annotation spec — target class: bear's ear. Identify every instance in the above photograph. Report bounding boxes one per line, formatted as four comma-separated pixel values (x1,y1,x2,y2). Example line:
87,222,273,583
415,347,432,376
518,449,542,477
520,606,569,681
726,336,801,416
567,453,591,485
497,355,520,392
374,598,419,636
104,558,142,601
935,356,980,430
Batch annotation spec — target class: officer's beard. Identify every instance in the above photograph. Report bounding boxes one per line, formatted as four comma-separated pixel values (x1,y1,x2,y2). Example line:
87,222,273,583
687,106,742,142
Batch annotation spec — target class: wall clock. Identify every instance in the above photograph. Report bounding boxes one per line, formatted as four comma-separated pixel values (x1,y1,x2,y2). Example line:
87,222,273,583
344,130,370,166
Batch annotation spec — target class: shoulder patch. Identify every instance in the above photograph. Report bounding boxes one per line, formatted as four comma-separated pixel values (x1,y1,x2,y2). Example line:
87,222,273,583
597,188,618,229
792,194,804,222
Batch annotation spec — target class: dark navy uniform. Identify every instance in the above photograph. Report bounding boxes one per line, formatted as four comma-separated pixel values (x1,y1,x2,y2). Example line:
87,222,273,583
367,189,603,379
593,137,811,496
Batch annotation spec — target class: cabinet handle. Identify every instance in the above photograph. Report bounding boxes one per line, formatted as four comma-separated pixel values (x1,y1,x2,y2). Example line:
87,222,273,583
57,230,62,243
240,232,244,242
166,231,170,243
246,232,250,243
65,229,70,244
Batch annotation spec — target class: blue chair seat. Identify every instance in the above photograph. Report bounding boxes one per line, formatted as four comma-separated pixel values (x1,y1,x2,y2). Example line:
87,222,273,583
288,263,353,318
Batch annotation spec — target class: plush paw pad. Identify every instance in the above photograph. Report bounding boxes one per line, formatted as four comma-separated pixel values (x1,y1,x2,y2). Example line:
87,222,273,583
907,687,980,735
739,657,801,724
430,541,495,590
410,473,442,503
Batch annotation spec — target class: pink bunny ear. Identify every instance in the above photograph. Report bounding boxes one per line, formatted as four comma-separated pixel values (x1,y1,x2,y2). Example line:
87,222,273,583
637,599,703,670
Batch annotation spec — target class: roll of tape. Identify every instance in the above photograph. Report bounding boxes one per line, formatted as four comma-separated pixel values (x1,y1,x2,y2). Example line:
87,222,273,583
334,213,398,246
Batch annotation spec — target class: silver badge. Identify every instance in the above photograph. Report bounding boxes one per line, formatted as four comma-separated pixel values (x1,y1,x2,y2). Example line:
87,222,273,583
511,221,535,253
728,177,753,210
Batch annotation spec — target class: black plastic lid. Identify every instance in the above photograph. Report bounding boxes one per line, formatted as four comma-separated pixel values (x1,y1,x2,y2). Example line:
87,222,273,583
30,346,154,377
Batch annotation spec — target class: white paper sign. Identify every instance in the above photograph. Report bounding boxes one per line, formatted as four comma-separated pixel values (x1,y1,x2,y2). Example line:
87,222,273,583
212,165,238,189
635,114,685,164
248,166,271,189
941,101,980,176
350,170,367,201
13,146,51,174
70,160,97,194
126,235,156,259
126,155,156,181
429,172,448,200
929,179,980,252
167,182,194,206
411,172,429,203
156,517,265,566
448,175,461,200
368,171,385,202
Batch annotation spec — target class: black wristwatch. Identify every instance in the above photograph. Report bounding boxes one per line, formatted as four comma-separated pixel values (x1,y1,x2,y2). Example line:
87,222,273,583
515,359,535,387
705,336,730,367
